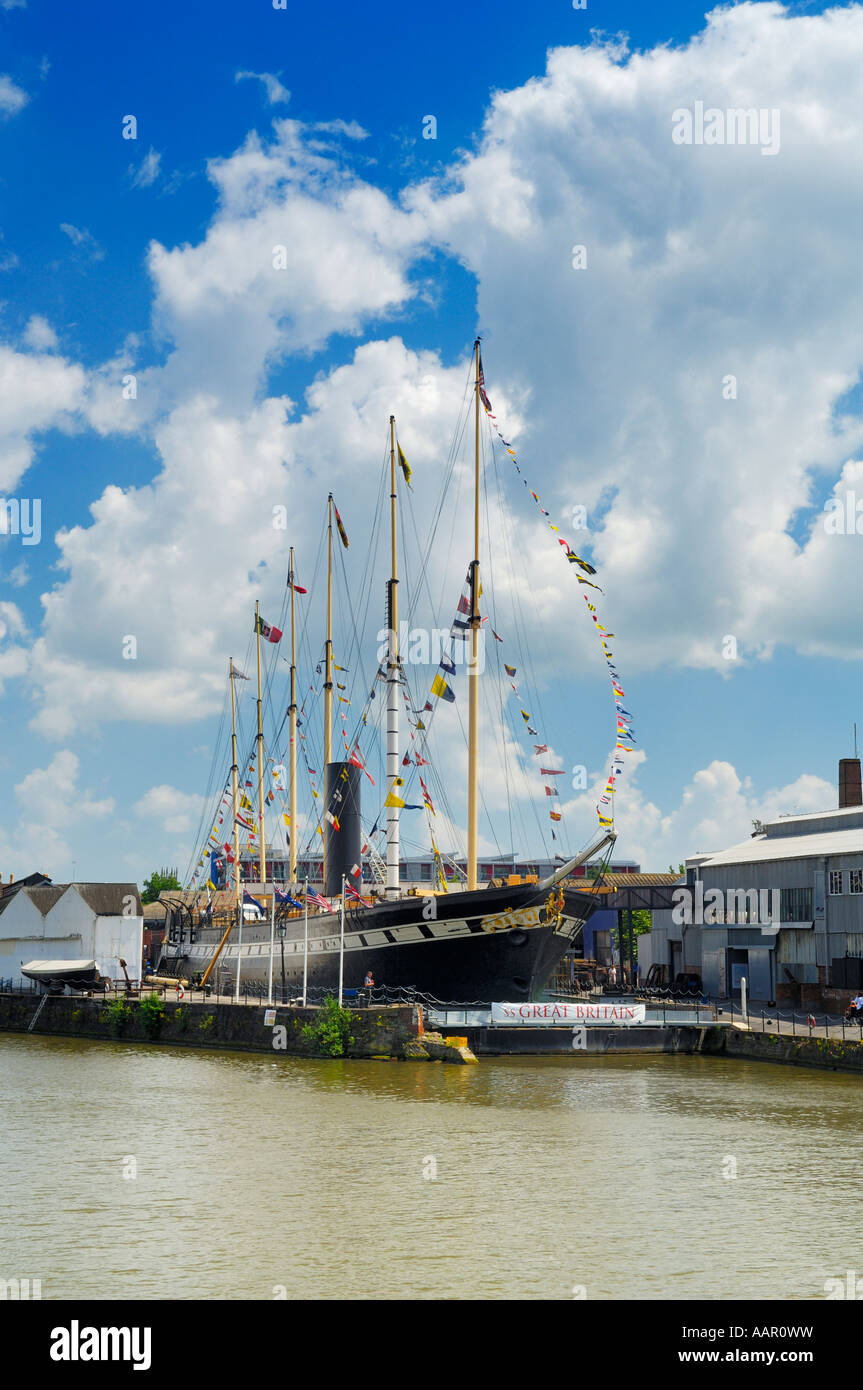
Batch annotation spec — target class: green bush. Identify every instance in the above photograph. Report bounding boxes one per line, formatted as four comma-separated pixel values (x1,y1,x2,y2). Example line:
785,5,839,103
174,1006,190,1033
137,992,165,1040
198,1013,215,1033
102,998,134,1038
302,996,356,1057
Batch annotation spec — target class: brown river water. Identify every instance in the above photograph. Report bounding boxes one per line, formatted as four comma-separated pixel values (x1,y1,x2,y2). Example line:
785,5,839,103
1,1034,861,1301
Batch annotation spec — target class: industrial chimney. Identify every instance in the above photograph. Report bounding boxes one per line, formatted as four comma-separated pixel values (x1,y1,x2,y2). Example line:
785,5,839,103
839,757,863,808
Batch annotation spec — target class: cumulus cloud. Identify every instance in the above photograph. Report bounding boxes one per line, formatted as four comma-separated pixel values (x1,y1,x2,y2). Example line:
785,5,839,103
235,69,290,105
0,75,27,116
0,599,27,692
29,337,473,736
22,315,58,351
20,3,863,877
0,750,114,879
134,785,207,835
138,119,427,413
16,750,114,826
405,0,863,670
556,754,836,869
0,343,87,490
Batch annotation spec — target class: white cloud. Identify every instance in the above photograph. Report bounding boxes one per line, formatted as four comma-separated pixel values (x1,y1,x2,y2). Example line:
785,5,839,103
16,750,114,826
235,69,290,105
0,75,27,115
29,337,473,737
555,753,836,870
140,119,426,411
5,561,28,587
312,119,368,140
21,2,863,878
0,599,27,692
130,147,161,189
134,785,207,835
0,342,87,490
22,314,58,351
60,223,104,260
0,750,114,880
403,1,863,670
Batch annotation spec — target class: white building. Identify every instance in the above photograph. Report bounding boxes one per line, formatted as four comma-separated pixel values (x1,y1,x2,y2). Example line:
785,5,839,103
0,881,143,987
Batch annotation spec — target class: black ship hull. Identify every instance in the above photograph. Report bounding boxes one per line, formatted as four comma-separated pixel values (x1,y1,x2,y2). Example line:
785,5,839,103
159,880,598,1004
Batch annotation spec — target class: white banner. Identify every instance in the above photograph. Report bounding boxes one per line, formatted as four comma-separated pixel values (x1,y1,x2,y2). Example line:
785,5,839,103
491,1002,647,1026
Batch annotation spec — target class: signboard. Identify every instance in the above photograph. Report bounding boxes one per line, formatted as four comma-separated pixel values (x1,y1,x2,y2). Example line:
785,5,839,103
491,1002,646,1026
264,1009,277,1026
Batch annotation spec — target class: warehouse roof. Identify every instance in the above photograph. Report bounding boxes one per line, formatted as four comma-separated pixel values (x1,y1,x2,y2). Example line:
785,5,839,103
0,882,141,918
700,828,863,867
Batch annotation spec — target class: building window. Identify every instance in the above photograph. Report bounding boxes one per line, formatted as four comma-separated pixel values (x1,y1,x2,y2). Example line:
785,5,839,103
780,887,814,922
829,870,844,896
851,869,863,895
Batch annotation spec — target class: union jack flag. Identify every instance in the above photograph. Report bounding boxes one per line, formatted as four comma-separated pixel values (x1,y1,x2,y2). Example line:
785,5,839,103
344,881,363,903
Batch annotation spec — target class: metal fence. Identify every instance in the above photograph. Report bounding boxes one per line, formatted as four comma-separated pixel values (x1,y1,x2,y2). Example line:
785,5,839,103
713,999,863,1041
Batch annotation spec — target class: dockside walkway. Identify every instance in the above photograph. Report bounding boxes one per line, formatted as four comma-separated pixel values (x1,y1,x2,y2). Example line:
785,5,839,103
716,998,863,1043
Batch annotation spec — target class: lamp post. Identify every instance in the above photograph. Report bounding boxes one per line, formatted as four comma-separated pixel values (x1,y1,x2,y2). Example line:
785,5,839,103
277,920,287,1004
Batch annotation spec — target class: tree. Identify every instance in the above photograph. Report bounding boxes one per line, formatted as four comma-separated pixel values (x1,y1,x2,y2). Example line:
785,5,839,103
612,908,652,961
141,867,181,905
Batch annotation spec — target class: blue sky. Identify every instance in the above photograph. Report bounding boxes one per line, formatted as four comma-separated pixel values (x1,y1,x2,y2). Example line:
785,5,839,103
0,0,861,884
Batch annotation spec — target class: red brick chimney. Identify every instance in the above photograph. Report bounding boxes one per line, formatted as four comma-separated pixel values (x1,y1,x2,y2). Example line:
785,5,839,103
839,757,862,808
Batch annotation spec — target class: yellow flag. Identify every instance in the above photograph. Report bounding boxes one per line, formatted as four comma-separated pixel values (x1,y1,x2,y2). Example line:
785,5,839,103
384,791,406,809
397,442,412,489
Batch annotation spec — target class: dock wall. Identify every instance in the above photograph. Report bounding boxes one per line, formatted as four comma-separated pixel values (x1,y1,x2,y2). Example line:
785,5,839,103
458,1026,706,1055
4,992,863,1073
0,992,419,1059
700,1024,863,1074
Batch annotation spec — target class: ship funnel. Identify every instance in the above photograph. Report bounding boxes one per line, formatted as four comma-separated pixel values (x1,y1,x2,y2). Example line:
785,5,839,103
324,761,363,899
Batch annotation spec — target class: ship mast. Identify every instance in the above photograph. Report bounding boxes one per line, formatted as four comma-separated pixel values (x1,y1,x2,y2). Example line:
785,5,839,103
386,415,400,898
288,546,298,884
255,600,267,889
323,495,334,886
230,658,241,915
467,337,481,891
197,659,247,989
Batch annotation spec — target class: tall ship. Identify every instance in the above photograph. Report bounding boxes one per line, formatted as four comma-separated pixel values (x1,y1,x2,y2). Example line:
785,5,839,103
158,341,632,1003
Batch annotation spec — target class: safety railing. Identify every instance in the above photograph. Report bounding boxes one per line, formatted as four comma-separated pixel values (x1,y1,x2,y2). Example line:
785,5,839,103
714,999,863,1041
